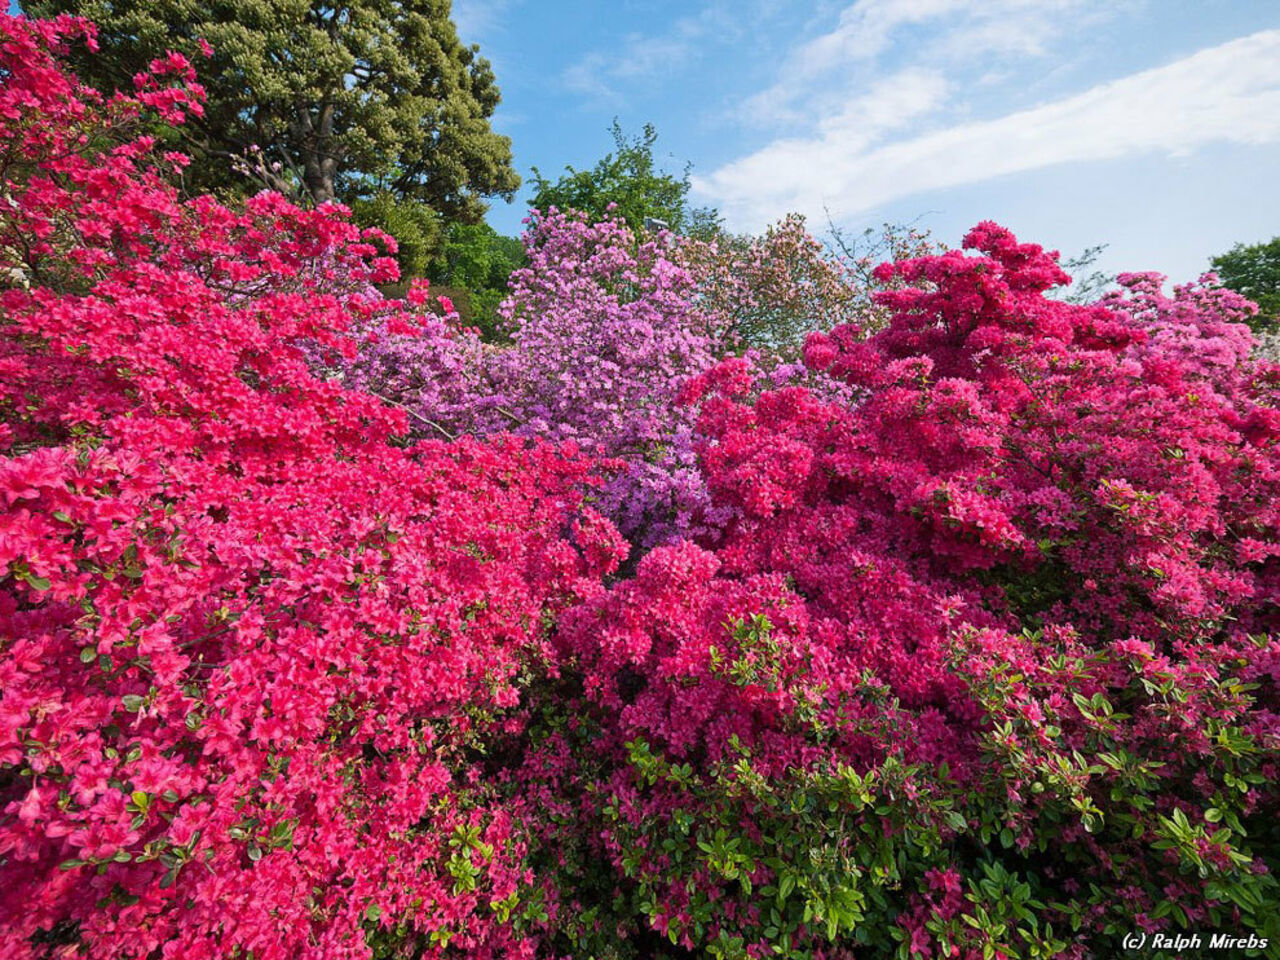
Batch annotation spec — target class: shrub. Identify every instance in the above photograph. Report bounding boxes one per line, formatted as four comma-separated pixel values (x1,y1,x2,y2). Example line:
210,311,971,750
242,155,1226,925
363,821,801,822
0,16,623,958
346,209,735,550
674,214,937,359
545,224,1280,958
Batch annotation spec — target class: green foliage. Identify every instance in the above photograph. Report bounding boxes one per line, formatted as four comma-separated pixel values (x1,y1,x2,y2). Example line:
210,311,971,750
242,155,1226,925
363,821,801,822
530,120,720,237
951,632,1280,958
31,0,520,217
1211,236,1280,328
431,221,523,292
582,628,1280,958
611,736,949,959
427,220,524,337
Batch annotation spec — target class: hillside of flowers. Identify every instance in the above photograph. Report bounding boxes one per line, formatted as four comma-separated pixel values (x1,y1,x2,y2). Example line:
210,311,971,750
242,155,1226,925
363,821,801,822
2,15,1278,960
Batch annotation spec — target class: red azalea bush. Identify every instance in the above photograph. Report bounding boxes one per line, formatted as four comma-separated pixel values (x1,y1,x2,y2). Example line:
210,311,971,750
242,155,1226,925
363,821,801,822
0,16,623,959
545,225,1280,957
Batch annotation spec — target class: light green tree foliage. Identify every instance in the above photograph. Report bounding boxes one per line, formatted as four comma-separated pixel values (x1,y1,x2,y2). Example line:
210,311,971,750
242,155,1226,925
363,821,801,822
1211,236,1280,329
351,191,445,278
30,0,521,225
529,121,720,237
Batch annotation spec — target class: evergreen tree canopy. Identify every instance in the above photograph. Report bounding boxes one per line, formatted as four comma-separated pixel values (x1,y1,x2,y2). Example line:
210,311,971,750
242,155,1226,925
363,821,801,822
29,0,521,218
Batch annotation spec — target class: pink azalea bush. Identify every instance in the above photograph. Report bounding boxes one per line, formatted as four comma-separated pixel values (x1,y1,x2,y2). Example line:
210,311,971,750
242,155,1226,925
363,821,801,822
674,212,938,358
3,14,1279,960
0,17,624,958
542,225,1280,957
489,211,733,546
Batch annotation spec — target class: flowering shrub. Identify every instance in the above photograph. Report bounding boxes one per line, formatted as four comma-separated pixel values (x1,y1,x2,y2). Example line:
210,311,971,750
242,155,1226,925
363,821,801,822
4,13,1280,960
494,211,737,546
345,210,891,552
675,213,937,358
1102,270,1261,381
323,286,496,442
673,213,862,358
546,224,1280,957
344,210,733,549
0,16,623,958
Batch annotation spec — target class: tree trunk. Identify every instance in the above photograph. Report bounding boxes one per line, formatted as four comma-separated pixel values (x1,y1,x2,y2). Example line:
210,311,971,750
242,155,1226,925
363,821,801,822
294,101,339,205
303,155,337,204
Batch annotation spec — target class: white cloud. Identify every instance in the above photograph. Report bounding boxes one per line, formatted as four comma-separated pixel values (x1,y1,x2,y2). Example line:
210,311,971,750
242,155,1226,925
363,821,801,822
562,51,618,101
452,0,518,40
803,0,972,64
693,30,1280,229
743,0,1106,125
562,33,694,102
814,67,950,143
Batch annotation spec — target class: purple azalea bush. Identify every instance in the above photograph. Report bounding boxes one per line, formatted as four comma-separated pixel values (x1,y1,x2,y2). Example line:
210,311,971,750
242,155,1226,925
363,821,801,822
338,210,733,547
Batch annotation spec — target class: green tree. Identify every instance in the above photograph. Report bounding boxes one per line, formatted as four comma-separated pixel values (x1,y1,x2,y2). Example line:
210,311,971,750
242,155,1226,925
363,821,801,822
1211,236,1280,329
529,120,720,237
430,221,522,292
28,0,521,222
426,221,524,338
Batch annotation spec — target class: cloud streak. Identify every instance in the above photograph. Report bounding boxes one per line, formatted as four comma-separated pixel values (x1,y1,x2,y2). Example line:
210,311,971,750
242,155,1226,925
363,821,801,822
452,0,518,40
694,30,1280,229
559,2,759,105
743,0,1101,125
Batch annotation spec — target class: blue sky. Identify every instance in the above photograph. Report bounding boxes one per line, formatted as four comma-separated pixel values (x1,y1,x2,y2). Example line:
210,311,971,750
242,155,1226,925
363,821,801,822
455,0,1280,283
